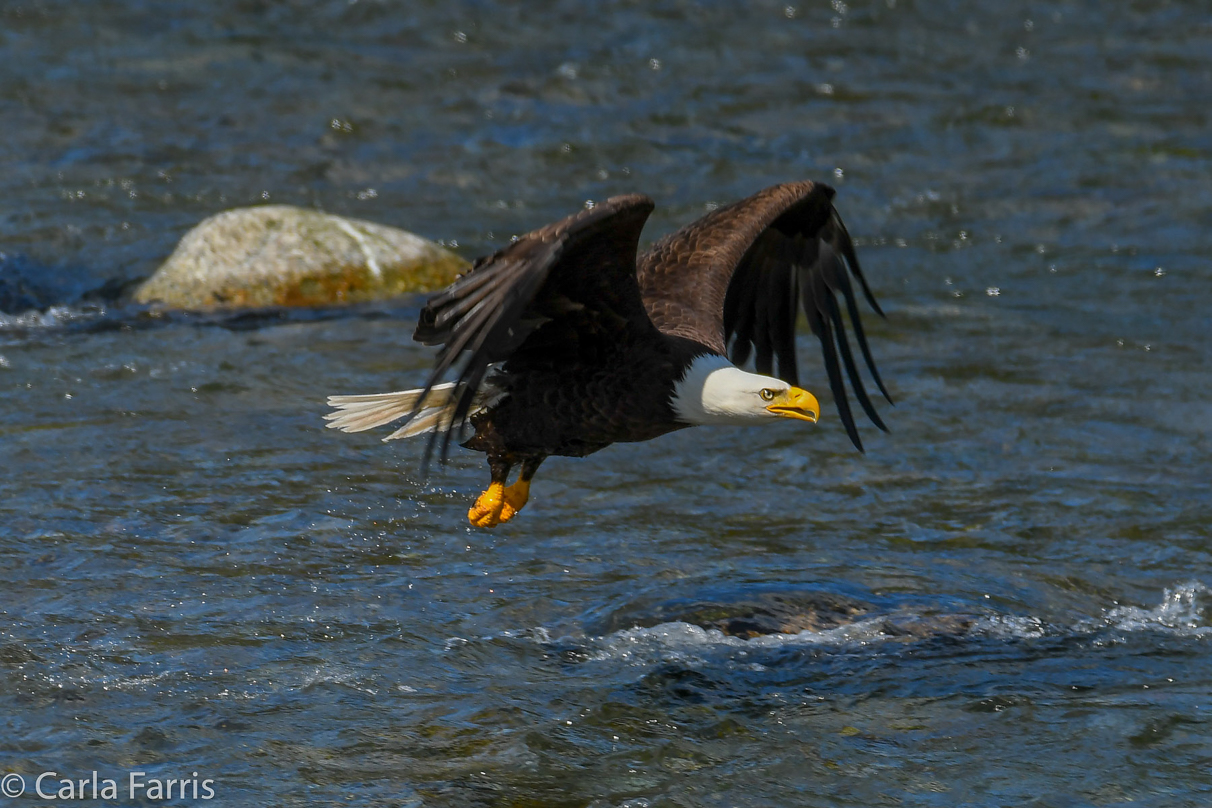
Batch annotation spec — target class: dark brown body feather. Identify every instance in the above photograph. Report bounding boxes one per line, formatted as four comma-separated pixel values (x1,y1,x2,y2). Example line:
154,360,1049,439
410,181,888,470
463,333,703,459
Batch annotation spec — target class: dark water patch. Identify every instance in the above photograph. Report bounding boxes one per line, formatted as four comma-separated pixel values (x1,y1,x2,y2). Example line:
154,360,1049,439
0,252,138,316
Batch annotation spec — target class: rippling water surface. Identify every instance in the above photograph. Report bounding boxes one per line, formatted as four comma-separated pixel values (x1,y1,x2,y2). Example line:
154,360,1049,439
2,1,1211,805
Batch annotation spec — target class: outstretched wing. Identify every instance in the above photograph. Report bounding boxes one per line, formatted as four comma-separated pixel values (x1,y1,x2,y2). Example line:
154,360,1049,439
637,181,890,451
410,195,656,464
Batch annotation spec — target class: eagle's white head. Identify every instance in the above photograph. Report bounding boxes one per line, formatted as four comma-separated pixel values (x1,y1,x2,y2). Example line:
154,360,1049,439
670,354,820,427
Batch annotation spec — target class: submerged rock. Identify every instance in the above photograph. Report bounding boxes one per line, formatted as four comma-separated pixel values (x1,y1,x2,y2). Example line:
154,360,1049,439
683,591,874,637
601,590,874,638
134,206,468,310
601,589,978,640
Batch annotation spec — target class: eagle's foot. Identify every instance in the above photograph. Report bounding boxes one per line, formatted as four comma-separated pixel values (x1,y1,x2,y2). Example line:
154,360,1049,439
468,482,507,528
467,478,532,528
498,478,531,523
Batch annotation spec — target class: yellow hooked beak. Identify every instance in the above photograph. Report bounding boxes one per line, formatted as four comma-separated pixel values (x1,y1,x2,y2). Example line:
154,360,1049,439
766,387,820,423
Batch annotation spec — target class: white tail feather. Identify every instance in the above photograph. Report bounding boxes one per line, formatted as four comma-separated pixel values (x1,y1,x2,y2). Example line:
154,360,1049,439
325,383,456,433
382,406,451,441
325,382,500,441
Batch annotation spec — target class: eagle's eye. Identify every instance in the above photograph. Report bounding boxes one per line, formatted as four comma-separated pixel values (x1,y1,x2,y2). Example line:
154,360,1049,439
759,388,776,401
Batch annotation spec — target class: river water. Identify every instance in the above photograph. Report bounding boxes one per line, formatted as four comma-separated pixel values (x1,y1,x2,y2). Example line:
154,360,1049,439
2,1,1211,805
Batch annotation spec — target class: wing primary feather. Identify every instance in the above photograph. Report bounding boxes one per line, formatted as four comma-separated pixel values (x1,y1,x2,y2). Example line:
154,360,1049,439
752,270,775,376
415,265,509,344
432,266,512,330
415,274,525,468
426,256,508,307
771,247,800,387
420,243,557,468
829,249,893,404
823,281,887,432
818,242,890,426
429,361,484,468
439,302,535,464
427,292,495,348
428,296,499,385
429,246,554,379
727,265,760,367
422,328,500,467
830,209,884,318
777,276,800,386
805,275,863,452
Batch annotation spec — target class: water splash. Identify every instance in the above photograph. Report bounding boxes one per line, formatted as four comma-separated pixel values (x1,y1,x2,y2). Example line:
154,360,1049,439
0,303,107,331
1095,581,1212,634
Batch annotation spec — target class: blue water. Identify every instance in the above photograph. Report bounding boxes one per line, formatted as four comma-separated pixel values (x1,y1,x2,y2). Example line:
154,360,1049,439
2,1,1211,805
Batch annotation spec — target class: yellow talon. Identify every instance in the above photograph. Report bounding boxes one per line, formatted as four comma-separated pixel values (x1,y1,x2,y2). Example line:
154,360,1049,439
468,476,534,529
468,482,507,528
498,478,531,523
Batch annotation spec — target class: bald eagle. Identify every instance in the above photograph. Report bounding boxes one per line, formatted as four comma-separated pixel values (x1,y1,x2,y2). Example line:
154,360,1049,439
326,181,890,527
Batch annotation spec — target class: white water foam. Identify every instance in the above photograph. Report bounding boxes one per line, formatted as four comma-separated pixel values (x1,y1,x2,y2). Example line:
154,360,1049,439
970,614,1048,639
0,303,106,330
442,626,553,652
593,616,900,663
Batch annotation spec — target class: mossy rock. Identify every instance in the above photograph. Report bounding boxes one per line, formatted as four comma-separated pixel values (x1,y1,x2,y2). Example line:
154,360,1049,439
134,205,468,309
